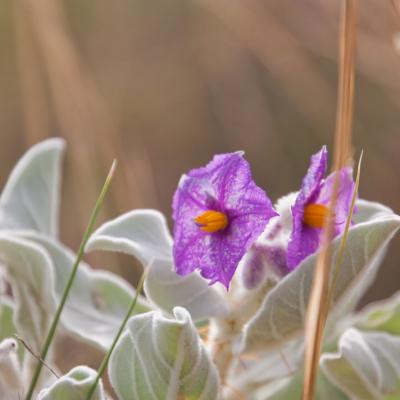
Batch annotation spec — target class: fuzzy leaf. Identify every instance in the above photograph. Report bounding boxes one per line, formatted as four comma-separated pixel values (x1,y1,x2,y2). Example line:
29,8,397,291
253,371,348,400
144,259,228,320
354,291,400,335
86,209,173,264
0,138,65,237
86,210,228,320
229,338,304,393
0,235,56,352
243,200,400,352
352,199,393,224
0,232,150,351
0,299,17,341
0,299,24,362
20,233,151,350
321,328,400,400
37,366,105,400
108,307,220,400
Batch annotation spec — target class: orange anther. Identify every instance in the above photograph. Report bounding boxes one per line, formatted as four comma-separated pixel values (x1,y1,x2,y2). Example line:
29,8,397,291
303,203,330,228
194,210,228,233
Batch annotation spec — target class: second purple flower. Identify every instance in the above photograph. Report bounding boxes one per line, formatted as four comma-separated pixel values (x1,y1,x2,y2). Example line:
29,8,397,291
287,146,355,269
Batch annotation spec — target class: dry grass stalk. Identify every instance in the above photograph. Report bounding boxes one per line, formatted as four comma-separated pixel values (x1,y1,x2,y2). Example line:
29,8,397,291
13,1,50,146
16,0,160,240
302,1,358,399
391,0,400,21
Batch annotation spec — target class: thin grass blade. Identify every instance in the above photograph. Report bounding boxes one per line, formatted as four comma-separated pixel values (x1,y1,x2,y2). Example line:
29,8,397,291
24,160,117,400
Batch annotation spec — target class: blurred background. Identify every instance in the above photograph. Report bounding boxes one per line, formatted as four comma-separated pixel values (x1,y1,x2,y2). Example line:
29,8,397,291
0,0,399,347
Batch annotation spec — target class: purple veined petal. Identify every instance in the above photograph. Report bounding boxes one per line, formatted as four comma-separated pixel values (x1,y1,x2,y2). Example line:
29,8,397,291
242,244,288,289
286,224,321,270
287,148,356,270
317,167,355,234
286,146,328,269
297,146,328,206
172,152,278,288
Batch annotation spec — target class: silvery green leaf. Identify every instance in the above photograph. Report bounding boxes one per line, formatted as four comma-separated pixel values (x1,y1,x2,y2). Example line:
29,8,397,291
37,366,105,400
353,199,393,224
0,299,24,362
144,259,228,320
353,291,400,335
86,209,173,263
0,299,16,341
321,328,400,400
0,231,150,351
228,338,304,395
0,138,65,237
243,200,400,352
86,210,228,320
18,232,151,350
0,235,56,352
253,371,348,400
109,307,220,400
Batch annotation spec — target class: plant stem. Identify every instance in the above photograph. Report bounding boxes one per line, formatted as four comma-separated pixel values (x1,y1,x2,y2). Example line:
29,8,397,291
85,270,147,400
24,160,117,400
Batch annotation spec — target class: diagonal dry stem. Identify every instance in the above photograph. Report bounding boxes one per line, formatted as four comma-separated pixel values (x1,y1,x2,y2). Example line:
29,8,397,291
302,0,358,399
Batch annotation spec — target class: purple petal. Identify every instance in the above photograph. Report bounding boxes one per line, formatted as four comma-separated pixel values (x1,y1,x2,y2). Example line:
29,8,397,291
172,152,277,288
297,146,328,205
317,167,355,235
286,146,328,269
242,244,287,289
287,146,356,270
287,224,321,270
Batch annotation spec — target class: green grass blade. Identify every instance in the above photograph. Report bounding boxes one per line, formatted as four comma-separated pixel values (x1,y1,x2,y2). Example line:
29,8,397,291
24,160,117,400
85,270,147,400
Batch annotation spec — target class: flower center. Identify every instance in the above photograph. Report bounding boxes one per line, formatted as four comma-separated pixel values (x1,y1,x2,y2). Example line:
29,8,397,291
194,210,228,233
303,203,329,228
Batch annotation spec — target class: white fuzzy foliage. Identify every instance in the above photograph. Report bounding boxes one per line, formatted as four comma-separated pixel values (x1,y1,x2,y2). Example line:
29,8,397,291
353,290,400,334
86,210,229,320
0,232,151,351
0,235,56,352
321,328,400,399
86,209,173,264
37,366,105,400
0,138,65,237
109,307,220,400
0,139,399,400
242,200,400,352
144,258,229,320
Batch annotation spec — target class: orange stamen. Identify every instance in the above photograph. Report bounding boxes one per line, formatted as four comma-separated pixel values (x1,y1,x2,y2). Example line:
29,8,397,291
303,203,330,228
194,210,228,233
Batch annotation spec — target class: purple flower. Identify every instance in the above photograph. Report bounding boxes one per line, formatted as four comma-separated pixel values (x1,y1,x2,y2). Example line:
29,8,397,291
286,146,355,269
172,152,277,288
241,244,287,289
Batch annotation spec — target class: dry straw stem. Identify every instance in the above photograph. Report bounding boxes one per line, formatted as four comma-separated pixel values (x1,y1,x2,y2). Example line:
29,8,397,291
13,335,59,379
302,0,358,399
391,0,400,21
